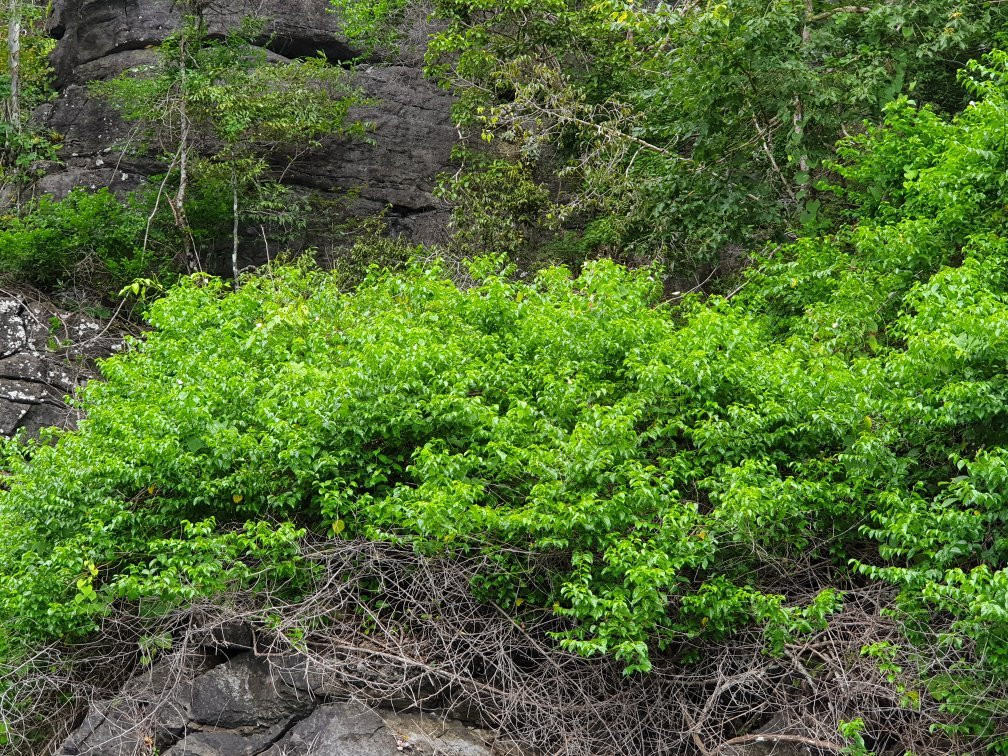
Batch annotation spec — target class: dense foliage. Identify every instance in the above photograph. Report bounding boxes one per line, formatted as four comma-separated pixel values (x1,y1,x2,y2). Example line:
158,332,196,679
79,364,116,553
336,0,1008,278
3,48,1008,749
5,1,1008,752
1,0,56,192
0,188,154,288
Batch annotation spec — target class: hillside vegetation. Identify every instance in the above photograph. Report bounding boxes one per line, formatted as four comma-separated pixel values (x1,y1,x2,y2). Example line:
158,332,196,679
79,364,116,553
2,1,1008,753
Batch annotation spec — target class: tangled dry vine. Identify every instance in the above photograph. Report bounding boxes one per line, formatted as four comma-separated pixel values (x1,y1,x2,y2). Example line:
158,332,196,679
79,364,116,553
1,539,994,755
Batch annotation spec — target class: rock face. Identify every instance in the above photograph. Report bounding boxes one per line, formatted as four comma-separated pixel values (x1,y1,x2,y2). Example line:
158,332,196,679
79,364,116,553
47,0,358,81
59,649,505,756
39,0,456,241
0,295,121,438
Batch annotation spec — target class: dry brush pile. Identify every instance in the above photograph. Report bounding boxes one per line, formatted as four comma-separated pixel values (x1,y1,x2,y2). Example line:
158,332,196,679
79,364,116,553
1,539,987,755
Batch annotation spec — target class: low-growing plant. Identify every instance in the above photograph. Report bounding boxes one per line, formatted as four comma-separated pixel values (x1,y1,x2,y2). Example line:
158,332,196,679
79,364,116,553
0,188,160,290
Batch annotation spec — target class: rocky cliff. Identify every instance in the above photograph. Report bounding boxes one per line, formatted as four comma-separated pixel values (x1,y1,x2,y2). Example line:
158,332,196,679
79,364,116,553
0,293,125,438
36,0,456,243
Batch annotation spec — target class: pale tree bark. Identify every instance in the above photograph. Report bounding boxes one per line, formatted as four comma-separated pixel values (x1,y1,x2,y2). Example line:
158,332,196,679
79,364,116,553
166,29,200,273
7,0,21,133
232,167,240,287
4,0,23,208
792,2,870,182
792,0,814,177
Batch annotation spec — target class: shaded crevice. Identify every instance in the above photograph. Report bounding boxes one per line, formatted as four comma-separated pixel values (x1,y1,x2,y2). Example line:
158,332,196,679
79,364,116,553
387,202,441,217
248,712,314,756
0,373,73,391
261,33,360,65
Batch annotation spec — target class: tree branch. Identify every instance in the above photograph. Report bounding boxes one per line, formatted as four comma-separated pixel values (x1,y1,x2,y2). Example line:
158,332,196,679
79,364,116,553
713,732,848,754
808,5,870,23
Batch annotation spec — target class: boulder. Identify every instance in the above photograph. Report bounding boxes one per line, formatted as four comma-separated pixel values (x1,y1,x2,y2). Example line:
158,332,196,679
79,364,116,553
60,651,502,756
259,703,397,756
273,651,442,709
39,0,456,240
188,653,313,729
58,699,151,756
383,711,502,756
163,719,296,756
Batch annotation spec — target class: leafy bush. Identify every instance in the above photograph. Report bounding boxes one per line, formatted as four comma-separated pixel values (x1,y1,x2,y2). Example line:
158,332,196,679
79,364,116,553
3,43,1008,754
0,189,156,290
0,255,846,672
335,0,1008,276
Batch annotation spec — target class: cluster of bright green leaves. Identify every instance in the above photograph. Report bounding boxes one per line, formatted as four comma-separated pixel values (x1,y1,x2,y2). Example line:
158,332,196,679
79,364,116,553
739,53,1008,742
0,188,155,289
0,254,847,672
3,48,1008,749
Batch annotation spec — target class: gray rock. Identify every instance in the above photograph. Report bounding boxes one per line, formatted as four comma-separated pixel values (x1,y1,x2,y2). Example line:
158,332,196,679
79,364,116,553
724,741,811,756
721,714,822,756
0,299,27,355
60,651,514,756
260,703,397,756
48,0,353,85
0,297,115,438
272,652,442,709
34,164,144,199
119,663,198,747
40,81,165,185
188,653,313,728
57,699,151,756
162,717,295,756
192,620,255,654
383,711,497,756
285,64,456,212
58,659,193,755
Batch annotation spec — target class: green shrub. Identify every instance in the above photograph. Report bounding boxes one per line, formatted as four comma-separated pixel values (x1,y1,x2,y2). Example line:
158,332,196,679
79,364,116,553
0,255,844,672
0,189,155,290
2,46,1008,754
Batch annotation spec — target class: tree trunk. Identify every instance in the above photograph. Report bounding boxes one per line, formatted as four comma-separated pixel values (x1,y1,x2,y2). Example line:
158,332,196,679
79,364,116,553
169,28,199,273
7,0,20,133
793,0,813,177
232,167,240,287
